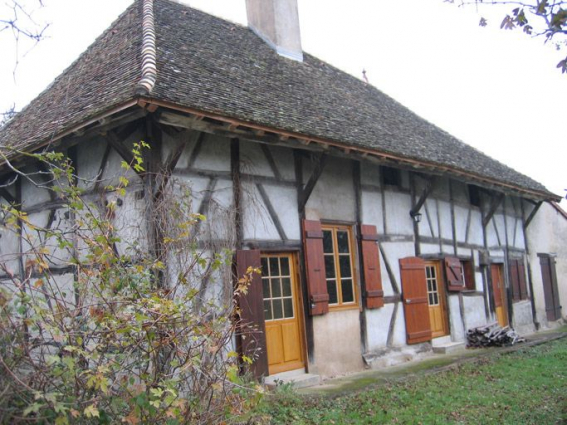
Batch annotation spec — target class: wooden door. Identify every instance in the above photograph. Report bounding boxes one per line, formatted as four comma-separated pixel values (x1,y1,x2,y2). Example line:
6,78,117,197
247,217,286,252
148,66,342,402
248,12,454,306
540,255,562,322
261,253,305,375
400,257,432,344
491,264,508,327
425,261,449,338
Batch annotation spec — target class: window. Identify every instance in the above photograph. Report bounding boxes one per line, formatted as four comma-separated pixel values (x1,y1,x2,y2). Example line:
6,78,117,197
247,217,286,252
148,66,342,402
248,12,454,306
426,264,440,306
381,166,401,187
468,185,481,207
261,255,294,321
322,225,357,307
445,256,475,291
509,259,528,301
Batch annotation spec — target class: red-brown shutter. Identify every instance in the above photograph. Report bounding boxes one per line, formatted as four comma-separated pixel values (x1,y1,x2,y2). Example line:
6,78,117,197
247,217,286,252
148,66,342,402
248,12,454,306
444,256,464,291
463,261,475,290
302,219,329,315
517,261,528,300
235,249,268,379
400,257,432,344
360,224,384,309
509,260,521,302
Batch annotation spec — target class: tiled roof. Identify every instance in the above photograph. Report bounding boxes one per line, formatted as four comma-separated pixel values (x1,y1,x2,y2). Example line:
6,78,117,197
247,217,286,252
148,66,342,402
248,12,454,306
0,0,557,199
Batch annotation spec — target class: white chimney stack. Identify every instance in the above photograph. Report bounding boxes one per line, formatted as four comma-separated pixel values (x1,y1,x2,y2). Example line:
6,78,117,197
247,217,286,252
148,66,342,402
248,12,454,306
246,0,303,62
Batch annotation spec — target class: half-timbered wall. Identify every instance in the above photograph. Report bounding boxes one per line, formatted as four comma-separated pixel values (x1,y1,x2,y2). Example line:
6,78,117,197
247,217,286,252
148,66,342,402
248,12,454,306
0,114,543,379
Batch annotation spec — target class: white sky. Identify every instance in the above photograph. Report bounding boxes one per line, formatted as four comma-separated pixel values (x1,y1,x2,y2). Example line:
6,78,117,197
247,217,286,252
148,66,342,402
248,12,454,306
1,0,566,205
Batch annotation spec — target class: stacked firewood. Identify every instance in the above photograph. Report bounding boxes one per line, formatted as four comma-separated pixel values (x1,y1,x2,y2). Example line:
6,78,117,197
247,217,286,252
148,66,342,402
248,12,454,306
466,323,526,348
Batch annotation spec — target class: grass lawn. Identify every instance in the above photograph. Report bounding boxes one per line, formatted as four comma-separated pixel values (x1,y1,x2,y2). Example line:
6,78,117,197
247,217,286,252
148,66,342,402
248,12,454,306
255,337,567,424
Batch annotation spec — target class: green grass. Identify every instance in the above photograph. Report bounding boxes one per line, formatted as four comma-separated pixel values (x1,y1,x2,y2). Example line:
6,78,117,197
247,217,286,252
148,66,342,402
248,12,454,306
256,338,567,424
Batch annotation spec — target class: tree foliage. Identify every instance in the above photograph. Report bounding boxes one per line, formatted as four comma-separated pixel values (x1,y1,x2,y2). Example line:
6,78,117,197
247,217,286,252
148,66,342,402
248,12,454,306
448,1,567,73
0,145,263,424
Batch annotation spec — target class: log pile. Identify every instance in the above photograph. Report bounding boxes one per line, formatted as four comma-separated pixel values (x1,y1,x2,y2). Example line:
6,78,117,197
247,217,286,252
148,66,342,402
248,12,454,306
466,323,526,348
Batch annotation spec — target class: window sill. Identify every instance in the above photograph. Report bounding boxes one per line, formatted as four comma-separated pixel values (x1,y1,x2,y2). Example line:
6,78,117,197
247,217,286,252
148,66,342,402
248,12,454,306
328,304,360,313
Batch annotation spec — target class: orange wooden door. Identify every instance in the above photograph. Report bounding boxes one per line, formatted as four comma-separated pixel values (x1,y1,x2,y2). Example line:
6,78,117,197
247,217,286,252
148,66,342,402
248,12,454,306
491,264,508,327
400,257,432,344
424,261,449,338
261,254,305,375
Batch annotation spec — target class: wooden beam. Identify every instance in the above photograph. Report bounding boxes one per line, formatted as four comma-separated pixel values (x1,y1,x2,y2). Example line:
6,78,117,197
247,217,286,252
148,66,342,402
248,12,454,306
482,192,504,227
298,153,327,214
0,188,16,204
231,138,243,248
93,143,112,192
523,201,543,230
409,177,433,216
105,131,137,173
260,144,283,181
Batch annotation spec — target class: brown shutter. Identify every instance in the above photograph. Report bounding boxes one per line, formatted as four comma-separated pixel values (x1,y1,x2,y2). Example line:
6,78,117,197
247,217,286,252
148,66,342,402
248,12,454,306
302,219,329,315
360,224,384,309
516,261,527,300
540,256,562,321
235,249,268,379
463,261,475,290
444,256,464,291
509,259,521,302
400,257,432,344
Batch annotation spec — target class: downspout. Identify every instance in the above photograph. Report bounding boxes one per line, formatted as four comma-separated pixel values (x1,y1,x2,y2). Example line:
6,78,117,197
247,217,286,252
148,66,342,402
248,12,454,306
136,0,157,96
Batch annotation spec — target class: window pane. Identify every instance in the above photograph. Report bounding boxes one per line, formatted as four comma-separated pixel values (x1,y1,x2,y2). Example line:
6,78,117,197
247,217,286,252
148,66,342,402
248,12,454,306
325,255,336,279
327,280,338,304
428,293,434,305
273,299,283,319
264,300,272,320
261,257,268,276
430,266,436,279
341,279,354,303
426,266,431,279
282,278,292,297
339,255,352,278
262,278,270,299
337,231,349,253
271,278,282,298
269,257,280,276
323,230,334,253
283,298,294,318
280,257,290,276
427,280,433,292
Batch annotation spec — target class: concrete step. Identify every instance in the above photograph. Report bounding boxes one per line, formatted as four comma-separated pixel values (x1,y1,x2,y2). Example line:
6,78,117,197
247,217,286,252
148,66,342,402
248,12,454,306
264,370,321,389
432,341,466,354
431,335,452,347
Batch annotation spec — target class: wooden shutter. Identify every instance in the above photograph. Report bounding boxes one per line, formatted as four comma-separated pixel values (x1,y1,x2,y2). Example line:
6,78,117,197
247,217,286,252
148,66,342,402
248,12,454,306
400,257,432,344
302,219,329,315
540,256,562,321
491,264,503,308
444,256,464,291
235,249,268,379
509,259,521,302
360,224,384,309
517,260,528,300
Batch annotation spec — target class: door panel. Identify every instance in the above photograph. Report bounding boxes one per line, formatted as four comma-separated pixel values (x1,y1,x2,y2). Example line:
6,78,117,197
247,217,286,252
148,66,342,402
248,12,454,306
262,253,305,375
491,264,508,327
425,261,449,338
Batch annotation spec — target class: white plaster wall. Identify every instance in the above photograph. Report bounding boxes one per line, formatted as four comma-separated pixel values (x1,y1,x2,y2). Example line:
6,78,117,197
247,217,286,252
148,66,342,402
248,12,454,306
194,135,231,172
447,295,465,342
360,162,380,186
468,210,483,246
527,202,567,327
384,191,413,236
422,199,439,239
312,309,363,376
454,205,469,243
171,132,201,170
437,200,453,240
463,296,486,329
512,301,536,334
21,171,51,209
263,184,300,240
77,138,108,191
242,182,280,240
365,303,395,350
305,157,355,223
0,199,20,275
361,190,384,234
240,141,275,178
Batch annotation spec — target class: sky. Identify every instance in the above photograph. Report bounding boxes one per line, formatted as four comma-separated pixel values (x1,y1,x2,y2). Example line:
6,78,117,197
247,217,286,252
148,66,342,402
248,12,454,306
1,0,566,206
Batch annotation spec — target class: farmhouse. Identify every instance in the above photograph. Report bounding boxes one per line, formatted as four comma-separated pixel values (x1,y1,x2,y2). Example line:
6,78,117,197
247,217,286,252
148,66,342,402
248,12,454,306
0,0,563,384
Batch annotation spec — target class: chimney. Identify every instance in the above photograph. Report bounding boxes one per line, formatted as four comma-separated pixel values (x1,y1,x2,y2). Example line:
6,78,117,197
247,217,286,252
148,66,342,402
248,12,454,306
246,0,303,62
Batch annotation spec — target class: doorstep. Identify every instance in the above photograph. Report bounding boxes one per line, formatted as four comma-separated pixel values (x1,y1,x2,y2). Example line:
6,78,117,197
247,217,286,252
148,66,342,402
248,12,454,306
264,369,321,390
